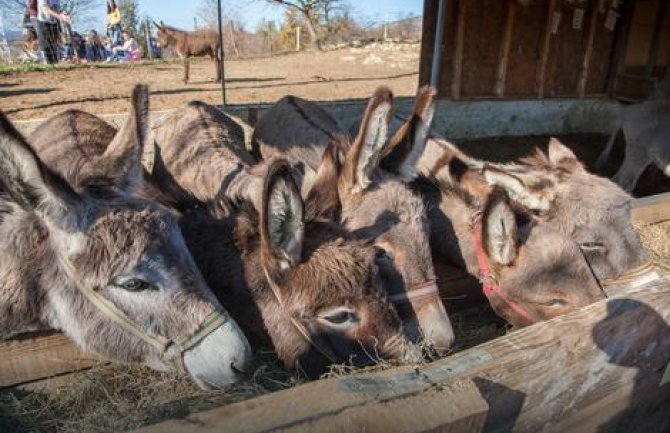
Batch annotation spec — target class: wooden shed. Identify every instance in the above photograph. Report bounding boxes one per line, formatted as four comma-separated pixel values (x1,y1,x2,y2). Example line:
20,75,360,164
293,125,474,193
419,0,669,101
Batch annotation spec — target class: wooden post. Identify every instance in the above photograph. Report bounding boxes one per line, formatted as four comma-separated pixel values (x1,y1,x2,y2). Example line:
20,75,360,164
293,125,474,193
451,0,466,100
144,19,153,60
646,0,668,78
495,0,517,97
296,26,301,51
606,0,634,96
133,279,670,433
537,0,558,98
577,4,599,97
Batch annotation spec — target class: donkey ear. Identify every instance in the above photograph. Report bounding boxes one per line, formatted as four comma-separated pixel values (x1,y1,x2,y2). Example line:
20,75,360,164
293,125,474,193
343,86,394,193
261,159,305,273
547,137,583,169
305,141,341,221
97,85,149,193
0,112,80,224
382,85,437,180
482,189,518,266
482,165,553,212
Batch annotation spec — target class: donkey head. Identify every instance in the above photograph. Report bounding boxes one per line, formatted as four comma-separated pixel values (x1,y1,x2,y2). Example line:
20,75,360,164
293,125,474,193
337,86,454,354
480,138,653,291
0,86,252,390
153,22,176,49
475,188,605,326
252,158,416,378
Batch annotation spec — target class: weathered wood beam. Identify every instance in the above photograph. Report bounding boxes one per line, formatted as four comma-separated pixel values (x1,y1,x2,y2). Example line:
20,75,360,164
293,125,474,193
450,0,466,100
0,332,97,389
495,0,517,97
578,4,599,97
632,192,670,225
132,278,670,433
536,0,558,98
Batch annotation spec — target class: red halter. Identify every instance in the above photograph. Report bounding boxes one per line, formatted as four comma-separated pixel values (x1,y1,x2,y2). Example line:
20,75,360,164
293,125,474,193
472,220,536,323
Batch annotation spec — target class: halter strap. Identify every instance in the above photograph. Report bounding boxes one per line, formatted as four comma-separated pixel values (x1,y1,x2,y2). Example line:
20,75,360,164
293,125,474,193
387,279,441,306
472,219,537,323
57,254,228,372
262,265,338,363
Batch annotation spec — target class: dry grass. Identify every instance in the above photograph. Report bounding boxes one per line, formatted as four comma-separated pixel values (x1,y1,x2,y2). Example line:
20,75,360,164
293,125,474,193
0,350,299,433
0,303,505,433
635,220,670,271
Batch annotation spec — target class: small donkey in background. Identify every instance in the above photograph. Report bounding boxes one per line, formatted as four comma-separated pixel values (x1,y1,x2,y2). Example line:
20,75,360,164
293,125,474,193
154,22,221,84
595,75,670,191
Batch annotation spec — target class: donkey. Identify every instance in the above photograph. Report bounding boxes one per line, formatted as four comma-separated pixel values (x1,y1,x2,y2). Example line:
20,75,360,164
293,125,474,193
416,177,606,327
1,86,252,390
154,22,221,84
35,100,419,378
251,88,609,326
383,94,658,295
594,76,670,191
252,87,454,354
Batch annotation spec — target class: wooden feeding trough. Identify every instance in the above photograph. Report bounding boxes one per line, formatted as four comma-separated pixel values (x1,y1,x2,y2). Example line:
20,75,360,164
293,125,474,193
1,193,668,433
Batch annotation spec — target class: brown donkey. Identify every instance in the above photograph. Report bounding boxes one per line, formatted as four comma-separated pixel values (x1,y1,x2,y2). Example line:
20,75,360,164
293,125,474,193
252,88,608,327
252,87,454,354
395,114,658,294
179,158,418,377
37,100,418,378
154,22,221,84
13,86,252,390
416,177,606,327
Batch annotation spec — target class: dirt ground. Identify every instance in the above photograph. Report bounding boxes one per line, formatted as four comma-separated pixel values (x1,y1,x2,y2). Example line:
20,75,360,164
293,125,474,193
0,43,420,121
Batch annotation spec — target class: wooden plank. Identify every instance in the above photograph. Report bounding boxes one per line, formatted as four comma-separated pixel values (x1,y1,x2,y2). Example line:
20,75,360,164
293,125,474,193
632,192,670,225
132,278,670,433
0,332,97,389
494,0,517,97
536,0,558,97
577,4,599,97
450,0,466,100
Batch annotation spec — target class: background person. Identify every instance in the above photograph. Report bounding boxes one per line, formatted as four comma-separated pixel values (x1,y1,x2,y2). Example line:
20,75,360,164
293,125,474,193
107,0,122,46
106,30,139,62
36,0,70,64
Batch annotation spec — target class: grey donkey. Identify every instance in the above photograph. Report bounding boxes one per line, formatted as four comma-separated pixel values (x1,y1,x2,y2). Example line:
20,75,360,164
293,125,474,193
3,85,252,390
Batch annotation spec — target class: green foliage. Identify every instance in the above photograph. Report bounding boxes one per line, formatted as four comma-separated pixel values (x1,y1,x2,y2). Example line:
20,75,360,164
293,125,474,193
118,0,140,37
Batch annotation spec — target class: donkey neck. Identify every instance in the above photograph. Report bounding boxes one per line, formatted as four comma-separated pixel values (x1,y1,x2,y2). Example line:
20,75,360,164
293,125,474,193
424,185,483,278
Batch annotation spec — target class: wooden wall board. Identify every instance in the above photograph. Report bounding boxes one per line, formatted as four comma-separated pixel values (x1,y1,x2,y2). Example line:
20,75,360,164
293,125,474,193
461,0,508,97
506,0,547,97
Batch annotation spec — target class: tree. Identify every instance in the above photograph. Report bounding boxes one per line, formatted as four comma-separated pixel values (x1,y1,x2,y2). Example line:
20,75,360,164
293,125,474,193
262,0,337,51
118,0,139,37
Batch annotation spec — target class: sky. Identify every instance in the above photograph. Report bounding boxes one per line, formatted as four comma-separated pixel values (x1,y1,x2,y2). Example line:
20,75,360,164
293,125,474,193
77,0,424,33
31,0,423,31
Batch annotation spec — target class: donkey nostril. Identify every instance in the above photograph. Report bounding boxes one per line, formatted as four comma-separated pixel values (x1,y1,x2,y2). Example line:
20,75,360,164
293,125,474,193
230,361,248,375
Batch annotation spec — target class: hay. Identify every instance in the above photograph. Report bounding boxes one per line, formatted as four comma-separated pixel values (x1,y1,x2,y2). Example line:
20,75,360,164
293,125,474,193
0,302,507,433
635,221,670,272
0,351,298,433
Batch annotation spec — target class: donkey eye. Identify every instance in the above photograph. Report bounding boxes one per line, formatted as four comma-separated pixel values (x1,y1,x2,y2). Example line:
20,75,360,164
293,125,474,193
320,308,359,326
579,242,607,253
113,278,152,292
375,247,393,262
542,299,567,308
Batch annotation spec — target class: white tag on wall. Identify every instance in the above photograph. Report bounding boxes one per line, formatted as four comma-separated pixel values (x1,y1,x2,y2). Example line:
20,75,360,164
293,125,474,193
573,8,585,30
605,10,618,31
551,11,562,35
